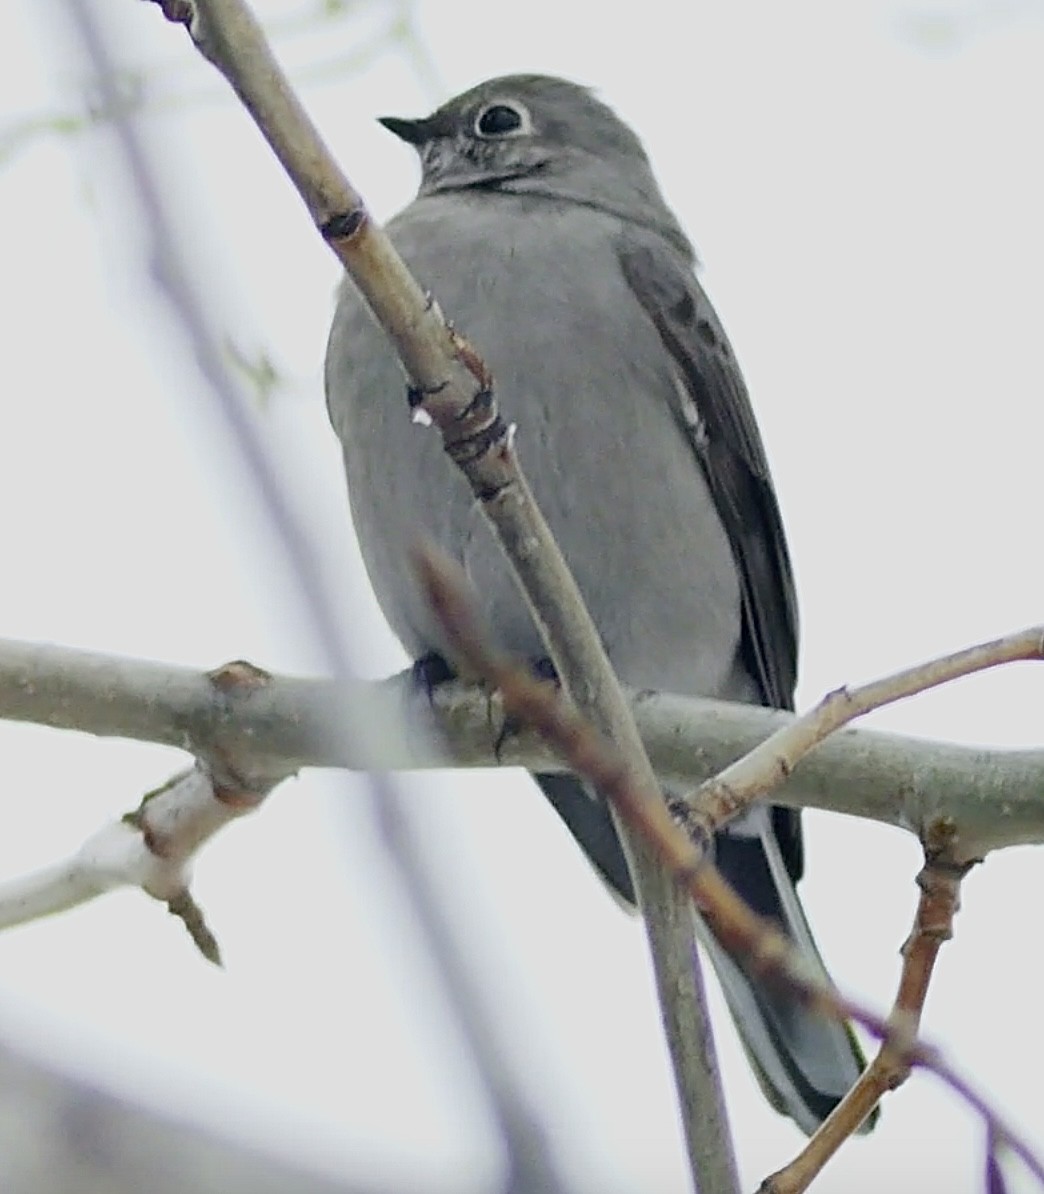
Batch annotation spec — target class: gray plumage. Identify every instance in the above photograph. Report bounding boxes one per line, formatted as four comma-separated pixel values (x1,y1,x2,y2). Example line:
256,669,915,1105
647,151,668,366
326,74,871,1135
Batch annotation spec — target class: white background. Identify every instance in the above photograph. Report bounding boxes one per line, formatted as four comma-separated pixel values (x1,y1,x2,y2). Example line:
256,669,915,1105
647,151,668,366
1,1,1042,1191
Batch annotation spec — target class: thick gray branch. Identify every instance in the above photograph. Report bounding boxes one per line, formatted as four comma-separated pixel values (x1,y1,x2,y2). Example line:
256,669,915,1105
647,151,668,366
1,637,1039,862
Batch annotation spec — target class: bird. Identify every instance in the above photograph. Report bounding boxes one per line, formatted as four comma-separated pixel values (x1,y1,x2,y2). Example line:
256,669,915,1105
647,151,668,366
325,73,869,1136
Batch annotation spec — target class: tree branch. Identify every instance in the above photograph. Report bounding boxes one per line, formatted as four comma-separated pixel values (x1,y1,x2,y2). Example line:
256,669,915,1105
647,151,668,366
414,545,1044,1192
681,625,1044,854
0,659,279,951
152,2,742,1185
2,635,1042,862
761,829,973,1192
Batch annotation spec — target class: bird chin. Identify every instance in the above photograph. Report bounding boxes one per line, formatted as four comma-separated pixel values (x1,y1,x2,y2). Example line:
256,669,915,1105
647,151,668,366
418,156,553,198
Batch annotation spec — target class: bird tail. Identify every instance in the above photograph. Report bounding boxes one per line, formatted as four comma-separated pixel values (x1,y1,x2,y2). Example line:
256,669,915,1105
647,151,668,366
535,774,874,1136
535,773,637,905
706,808,875,1136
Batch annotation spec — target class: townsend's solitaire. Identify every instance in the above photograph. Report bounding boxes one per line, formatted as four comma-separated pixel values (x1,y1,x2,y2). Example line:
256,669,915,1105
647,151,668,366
326,74,869,1135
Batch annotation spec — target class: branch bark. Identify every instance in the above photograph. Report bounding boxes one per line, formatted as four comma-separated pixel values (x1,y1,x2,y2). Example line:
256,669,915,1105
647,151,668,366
2,636,1042,863
683,625,1044,850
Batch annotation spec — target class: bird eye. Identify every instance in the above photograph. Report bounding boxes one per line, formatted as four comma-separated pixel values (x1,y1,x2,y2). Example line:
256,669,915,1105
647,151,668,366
474,102,529,138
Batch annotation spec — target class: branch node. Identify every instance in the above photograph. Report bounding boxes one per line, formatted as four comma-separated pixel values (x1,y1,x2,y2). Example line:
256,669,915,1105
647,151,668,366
321,205,369,242
206,659,271,693
407,380,448,408
151,0,195,26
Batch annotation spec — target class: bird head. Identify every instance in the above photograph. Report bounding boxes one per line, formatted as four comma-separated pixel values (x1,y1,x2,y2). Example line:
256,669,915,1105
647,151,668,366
378,74,691,255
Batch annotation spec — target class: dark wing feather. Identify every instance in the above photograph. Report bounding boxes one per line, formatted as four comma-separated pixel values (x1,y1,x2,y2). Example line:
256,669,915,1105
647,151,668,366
618,234,803,877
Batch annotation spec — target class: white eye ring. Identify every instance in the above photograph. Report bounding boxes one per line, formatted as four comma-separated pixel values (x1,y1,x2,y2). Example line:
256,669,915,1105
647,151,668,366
473,100,533,138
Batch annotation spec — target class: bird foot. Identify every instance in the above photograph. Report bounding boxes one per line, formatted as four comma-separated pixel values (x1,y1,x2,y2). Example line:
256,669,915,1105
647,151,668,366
410,652,455,705
492,656,560,760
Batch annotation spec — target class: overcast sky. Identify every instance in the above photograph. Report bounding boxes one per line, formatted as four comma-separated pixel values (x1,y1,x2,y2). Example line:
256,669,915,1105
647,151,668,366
1,2,1042,1191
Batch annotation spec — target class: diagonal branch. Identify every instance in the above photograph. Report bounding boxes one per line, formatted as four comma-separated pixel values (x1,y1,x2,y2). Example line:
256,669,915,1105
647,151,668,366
414,544,1044,1190
151,1,742,1187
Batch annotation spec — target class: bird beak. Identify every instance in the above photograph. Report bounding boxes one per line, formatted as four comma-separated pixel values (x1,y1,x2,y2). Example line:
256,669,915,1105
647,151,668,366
377,115,432,146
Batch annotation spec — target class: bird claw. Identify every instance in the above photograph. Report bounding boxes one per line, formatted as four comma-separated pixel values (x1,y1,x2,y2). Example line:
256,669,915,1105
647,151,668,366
493,657,560,760
410,652,455,705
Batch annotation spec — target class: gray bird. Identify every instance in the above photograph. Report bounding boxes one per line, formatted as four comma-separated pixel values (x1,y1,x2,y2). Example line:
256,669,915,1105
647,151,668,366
326,74,870,1136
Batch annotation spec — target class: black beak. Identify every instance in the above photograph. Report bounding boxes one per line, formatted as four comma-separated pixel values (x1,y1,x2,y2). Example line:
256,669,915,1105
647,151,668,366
378,115,432,146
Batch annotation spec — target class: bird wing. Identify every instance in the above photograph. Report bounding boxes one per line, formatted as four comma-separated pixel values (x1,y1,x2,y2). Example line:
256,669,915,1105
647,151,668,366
617,232,803,876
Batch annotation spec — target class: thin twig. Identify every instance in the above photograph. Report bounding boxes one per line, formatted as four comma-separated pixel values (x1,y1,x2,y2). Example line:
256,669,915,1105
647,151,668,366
0,758,261,956
684,627,1044,843
760,824,974,1193
416,545,1044,1190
